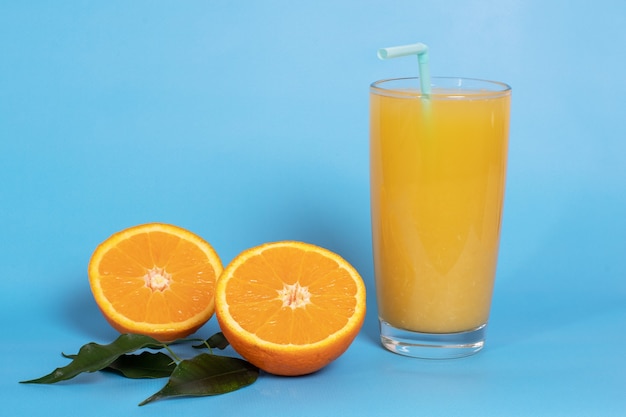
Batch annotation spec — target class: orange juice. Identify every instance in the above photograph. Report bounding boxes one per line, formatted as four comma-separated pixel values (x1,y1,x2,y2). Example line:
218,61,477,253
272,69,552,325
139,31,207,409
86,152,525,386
370,78,511,334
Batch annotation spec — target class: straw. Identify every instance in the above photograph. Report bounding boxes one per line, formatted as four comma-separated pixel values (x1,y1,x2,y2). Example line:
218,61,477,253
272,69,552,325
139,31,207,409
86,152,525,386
377,42,431,96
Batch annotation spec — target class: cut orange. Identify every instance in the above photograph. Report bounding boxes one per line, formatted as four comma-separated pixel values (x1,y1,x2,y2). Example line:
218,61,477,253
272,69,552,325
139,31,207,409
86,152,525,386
88,223,223,343
215,241,366,376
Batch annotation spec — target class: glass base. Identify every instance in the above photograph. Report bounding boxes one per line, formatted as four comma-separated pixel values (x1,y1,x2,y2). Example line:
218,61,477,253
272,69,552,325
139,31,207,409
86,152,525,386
379,320,487,359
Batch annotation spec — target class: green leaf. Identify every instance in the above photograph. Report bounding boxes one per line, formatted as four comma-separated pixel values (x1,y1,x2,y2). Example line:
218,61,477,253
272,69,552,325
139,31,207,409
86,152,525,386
62,351,175,379
139,353,259,406
192,332,230,350
105,352,176,379
20,334,164,384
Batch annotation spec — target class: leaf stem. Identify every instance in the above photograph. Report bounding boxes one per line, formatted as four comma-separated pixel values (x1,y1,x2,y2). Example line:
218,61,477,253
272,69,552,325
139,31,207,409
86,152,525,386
161,344,182,363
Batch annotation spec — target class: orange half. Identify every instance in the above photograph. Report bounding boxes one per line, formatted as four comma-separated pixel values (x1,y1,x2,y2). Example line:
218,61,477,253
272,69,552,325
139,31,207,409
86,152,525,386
215,241,366,376
88,223,223,342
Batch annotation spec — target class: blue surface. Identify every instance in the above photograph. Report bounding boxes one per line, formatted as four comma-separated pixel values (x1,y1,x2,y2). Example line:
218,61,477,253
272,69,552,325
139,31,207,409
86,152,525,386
1,1,625,416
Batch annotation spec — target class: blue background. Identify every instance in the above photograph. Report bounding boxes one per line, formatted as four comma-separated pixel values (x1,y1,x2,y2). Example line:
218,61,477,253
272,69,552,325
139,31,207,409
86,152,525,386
1,1,624,416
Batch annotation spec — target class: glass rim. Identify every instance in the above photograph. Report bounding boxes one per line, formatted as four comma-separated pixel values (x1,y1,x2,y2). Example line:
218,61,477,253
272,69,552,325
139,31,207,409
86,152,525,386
370,76,511,100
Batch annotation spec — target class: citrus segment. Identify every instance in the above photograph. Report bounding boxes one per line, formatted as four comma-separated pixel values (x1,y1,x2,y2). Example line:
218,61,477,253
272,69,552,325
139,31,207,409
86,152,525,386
88,223,223,342
215,241,366,376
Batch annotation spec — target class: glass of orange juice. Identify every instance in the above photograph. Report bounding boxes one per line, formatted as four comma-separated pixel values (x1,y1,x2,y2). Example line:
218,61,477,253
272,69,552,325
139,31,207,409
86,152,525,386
370,77,511,358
